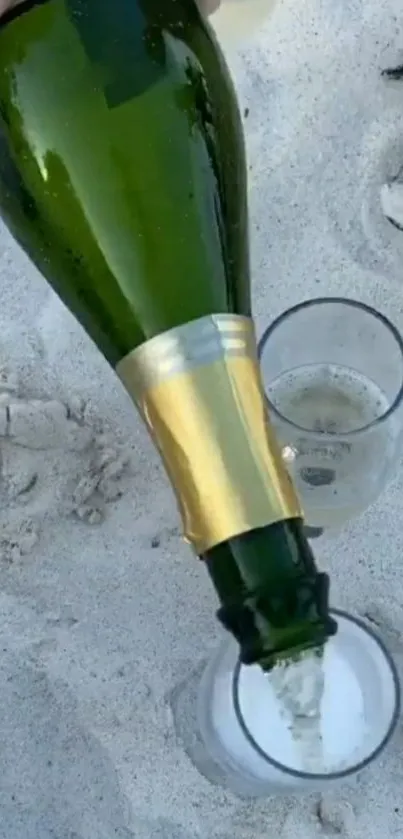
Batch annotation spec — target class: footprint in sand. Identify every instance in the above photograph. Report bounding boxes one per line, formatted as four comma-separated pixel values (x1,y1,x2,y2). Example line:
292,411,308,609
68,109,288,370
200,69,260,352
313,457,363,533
0,361,131,563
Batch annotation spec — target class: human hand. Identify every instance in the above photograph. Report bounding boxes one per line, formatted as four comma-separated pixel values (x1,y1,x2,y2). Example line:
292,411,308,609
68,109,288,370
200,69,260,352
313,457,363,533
0,0,221,17
200,0,221,13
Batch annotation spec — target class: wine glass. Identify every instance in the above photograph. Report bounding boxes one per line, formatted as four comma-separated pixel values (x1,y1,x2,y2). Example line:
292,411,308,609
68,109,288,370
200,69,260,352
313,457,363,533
194,611,400,795
258,298,403,536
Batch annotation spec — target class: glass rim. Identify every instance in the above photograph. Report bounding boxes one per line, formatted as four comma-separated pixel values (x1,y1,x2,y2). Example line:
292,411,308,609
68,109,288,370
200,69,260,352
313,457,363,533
231,608,401,783
257,297,403,438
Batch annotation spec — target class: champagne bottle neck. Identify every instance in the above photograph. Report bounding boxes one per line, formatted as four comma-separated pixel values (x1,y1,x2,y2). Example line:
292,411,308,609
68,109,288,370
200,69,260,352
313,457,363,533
205,521,337,669
117,313,302,554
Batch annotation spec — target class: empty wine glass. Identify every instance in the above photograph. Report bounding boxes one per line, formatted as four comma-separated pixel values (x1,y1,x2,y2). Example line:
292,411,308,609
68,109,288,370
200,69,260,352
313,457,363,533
258,298,403,536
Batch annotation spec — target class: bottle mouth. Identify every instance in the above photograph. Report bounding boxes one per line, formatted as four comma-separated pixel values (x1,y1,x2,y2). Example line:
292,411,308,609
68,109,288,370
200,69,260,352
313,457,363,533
218,571,337,670
257,620,338,672
215,567,337,670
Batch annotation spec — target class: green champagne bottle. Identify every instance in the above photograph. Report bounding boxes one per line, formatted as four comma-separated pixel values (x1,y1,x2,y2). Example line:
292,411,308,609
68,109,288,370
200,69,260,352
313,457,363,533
0,0,337,669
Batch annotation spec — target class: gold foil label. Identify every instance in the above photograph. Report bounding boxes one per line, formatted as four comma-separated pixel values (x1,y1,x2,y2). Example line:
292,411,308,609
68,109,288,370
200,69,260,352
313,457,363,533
117,314,302,553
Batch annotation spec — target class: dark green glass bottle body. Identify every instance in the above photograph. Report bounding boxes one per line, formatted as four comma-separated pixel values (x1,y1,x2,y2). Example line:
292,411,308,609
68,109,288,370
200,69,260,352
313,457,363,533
0,0,336,668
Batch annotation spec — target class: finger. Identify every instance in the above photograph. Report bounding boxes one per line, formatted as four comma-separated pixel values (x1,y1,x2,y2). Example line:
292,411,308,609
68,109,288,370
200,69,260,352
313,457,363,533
197,0,221,14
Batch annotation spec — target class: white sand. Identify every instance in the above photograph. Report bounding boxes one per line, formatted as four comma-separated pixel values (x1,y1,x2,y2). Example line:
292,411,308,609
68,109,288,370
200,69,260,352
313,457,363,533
1,0,403,836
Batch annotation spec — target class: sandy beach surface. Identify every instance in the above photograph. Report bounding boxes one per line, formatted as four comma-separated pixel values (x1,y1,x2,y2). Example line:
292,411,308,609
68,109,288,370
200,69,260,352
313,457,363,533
1,0,403,836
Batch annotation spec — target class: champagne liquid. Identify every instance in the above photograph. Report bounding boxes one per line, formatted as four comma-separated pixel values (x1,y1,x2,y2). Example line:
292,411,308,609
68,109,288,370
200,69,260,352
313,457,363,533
268,364,393,529
268,649,325,773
